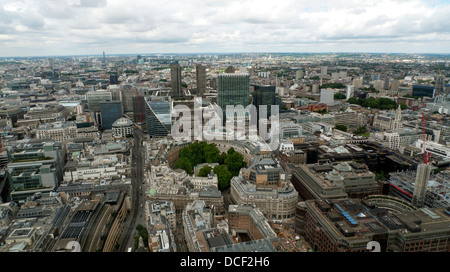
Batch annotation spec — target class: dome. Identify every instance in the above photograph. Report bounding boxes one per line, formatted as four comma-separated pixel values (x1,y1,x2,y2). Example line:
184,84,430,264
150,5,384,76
112,117,132,127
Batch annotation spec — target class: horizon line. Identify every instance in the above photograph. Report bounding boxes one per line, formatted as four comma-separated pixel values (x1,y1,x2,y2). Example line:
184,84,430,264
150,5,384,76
1,51,450,59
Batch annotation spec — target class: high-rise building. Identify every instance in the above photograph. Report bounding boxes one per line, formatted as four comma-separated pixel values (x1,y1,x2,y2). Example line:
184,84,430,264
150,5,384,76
109,74,119,85
196,64,206,97
100,101,123,130
217,73,250,124
412,85,435,98
170,63,182,98
435,75,445,96
320,88,335,105
321,66,328,76
346,85,355,100
253,85,281,123
86,90,112,112
412,163,432,208
145,96,172,137
132,95,146,125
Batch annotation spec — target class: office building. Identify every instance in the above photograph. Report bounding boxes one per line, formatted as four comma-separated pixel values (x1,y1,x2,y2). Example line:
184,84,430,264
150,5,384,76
217,73,250,121
412,85,435,98
171,63,183,98
100,101,123,130
132,96,146,125
296,197,450,252
320,89,335,105
145,96,172,137
36,121,77,141
412,163,432,208
112,117,133,139
291,161,380,200
86,90,112,112
253,85,281,123
196,64,206,97
231,155,298,220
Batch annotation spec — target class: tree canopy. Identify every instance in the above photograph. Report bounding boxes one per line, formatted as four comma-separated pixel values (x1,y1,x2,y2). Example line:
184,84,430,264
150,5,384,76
174,142,247,190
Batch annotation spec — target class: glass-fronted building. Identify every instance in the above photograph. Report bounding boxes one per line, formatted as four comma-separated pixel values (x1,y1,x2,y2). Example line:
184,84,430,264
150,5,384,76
412,85,435,98
145,96,172,137
100,101,123,130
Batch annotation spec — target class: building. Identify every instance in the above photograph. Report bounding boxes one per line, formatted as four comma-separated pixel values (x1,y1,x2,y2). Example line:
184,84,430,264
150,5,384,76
0,107,25,125
372,106,402,131
147,201,177,252
6,142,65,204
412,163,432,208
86,90,112,112
100,101,123,130
217,73,250,121
36,121,77,142
112,117,133,139
145,96,172,138
412,85,435,98
291,161,380,201
253,85,281,124
132,95,146,125
227,204,279,250
171,63,183,98
296,197,450,252
231,155,298,220
320,89,334,105
196,64,206,97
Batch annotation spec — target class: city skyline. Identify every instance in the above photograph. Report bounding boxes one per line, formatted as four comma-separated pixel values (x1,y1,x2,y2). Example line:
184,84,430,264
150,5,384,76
1,0,450,57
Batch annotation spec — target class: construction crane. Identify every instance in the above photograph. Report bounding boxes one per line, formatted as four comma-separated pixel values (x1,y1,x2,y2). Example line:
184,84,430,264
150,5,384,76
421,112,431,164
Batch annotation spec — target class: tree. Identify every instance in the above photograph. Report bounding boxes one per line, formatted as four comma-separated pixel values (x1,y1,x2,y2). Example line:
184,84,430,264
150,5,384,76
225,152,247,177
354,126,367,135
347,97,360,105
213,165,233,191
198,166,212,177
334,93,346,100
335,124,347,132
174,157,193,175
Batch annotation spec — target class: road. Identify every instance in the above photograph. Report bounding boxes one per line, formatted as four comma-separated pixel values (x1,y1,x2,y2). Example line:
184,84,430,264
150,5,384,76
118,127,145,252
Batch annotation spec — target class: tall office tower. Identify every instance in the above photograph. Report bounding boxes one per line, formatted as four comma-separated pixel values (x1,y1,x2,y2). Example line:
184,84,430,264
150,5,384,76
145,96,172,137
170,63,183,98
225,66,236,73
196,64,206,97
320,89,335,105
132,96,146,125
110,74,119,84
390,79,400,92
121,85,139,112
346,85,355,100
296,70,304,81
353,77,364,89
320,66,328,76
100,101,123,130
435,75,445,96
253,85,281,124
412,163,432,208
383,76,390,90
102,51,106,64
217,73,250,121
86,90,112,112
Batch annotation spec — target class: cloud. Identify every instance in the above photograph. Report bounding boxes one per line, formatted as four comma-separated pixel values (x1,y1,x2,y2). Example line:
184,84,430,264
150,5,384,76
0,0,449,56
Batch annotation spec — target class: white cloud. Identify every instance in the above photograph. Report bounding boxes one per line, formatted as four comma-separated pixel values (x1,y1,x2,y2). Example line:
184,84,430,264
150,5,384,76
0,0,449,56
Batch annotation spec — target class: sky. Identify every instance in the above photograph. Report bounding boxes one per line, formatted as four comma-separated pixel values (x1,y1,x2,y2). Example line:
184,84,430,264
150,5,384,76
0,0,450,57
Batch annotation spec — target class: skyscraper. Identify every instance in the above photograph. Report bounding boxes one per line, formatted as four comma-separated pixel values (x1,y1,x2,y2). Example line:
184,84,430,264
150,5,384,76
217,73,250,108
253,85,281,124
171,63,182,98
145,96,172,137
412,163,432,208
132,95,146,125
86,90,112,112
435,75,445,96
196,64,206,97
100,101,123,130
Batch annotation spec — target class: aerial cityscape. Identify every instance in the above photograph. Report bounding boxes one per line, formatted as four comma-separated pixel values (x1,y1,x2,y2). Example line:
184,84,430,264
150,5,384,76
0,0,449,258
